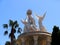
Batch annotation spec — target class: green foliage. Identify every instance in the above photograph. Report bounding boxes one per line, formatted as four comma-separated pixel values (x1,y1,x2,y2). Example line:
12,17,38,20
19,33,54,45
9,33,11,38
3,19,22,45
51,26,60,45
14,29,16,33
9,20,14,27
9,20,19,28
4,30,8,35
17,27,22,33
5,41,10,45
3,24,8,28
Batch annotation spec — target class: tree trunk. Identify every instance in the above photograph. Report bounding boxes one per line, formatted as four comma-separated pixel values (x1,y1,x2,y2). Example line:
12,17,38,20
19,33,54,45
10,27,14,45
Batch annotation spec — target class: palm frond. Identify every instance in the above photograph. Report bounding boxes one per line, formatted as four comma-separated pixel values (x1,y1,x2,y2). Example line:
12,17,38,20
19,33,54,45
15,24,19,28
9,33,11,38
9,19,14,26
3,24,8,28
14,21,17,25
14,20,19,28
14,29,16,33
17,27,22,33
19,27,22,31
4,31,8,35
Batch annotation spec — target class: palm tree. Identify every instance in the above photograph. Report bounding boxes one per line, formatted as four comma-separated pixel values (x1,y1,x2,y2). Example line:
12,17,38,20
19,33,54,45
3,19,22,45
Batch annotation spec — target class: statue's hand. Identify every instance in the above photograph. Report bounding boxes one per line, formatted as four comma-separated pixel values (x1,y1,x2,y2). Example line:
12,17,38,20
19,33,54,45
21,19,28,24
34,13,39,20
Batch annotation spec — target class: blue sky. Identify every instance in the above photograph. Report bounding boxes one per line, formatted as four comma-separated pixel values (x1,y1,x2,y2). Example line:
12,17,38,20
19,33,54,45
0,0,60,45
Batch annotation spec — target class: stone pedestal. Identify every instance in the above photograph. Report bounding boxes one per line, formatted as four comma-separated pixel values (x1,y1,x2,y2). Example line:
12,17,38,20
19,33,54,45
17,31,51,45
21,38,25,45
46,36,51,45
33,36,38,45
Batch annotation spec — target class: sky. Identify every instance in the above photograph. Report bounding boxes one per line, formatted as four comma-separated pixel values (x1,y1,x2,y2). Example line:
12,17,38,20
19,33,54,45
0,0,60,45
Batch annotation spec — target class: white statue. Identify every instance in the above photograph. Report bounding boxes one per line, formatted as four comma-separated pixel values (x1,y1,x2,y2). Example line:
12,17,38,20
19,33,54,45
35,12,47,32
21,19,30,32
21,9,37,32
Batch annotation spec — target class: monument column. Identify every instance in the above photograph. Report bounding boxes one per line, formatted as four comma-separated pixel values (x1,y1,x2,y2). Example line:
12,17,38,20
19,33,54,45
33,36,38,45
21,38,25,45
46,36,51,45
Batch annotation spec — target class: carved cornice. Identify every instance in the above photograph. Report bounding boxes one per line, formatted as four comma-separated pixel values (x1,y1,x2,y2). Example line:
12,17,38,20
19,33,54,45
18,31,51,39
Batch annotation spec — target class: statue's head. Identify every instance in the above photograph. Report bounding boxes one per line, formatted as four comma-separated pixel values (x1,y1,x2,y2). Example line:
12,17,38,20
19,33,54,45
27,9,32,15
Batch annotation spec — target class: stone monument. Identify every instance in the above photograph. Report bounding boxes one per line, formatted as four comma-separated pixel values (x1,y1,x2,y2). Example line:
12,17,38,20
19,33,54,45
35,12,46,32
21,9,37,32
16,9,51,45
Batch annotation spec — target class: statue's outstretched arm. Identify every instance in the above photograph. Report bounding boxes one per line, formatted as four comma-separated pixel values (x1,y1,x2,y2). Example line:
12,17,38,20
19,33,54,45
21,19,27,25
34,13,39,19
